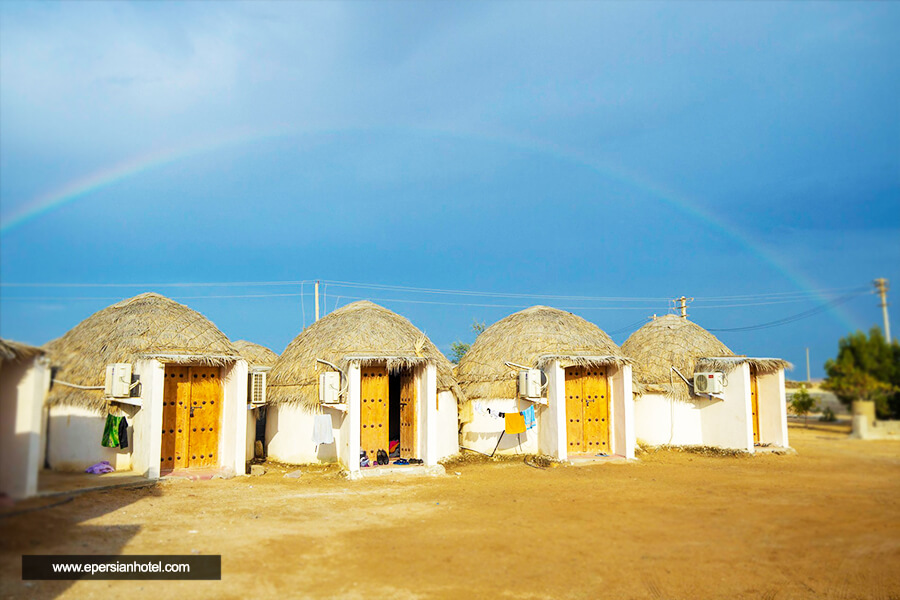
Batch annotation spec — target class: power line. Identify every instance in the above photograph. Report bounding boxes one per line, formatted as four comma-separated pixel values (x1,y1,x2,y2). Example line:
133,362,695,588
706,292,867,332
0,280,313,288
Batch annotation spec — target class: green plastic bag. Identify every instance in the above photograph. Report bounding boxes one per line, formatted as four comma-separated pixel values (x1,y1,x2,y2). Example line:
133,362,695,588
102,414,121,448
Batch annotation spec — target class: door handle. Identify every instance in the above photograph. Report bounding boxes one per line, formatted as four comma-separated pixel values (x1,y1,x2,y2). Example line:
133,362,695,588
190,406,195,417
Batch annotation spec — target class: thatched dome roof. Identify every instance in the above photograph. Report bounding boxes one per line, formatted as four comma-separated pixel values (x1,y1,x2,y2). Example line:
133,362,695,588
456,306,630,401
44,293,240,410
0,338,44,363
622,314,734,399
268,301,460,408
232,340,279,368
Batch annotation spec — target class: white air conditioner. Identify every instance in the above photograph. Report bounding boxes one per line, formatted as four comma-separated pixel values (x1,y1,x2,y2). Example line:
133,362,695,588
517,369,543,399
249,371,266,406
319,371,342,404
104,363,133,398
694,372,725,395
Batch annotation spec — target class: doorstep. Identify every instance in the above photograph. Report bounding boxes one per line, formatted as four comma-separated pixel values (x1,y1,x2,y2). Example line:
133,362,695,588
348,464,446,479
161,467,235,481
567,453,632,466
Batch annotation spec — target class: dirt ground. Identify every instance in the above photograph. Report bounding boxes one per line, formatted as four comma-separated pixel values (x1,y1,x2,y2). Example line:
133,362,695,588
2,422,899,600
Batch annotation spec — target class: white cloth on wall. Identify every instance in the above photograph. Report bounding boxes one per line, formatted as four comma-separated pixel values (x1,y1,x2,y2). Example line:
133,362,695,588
312,414,334,445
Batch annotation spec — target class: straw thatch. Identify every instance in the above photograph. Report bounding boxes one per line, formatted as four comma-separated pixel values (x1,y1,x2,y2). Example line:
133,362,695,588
232,340,279,368
268,301,460,409
622,314,735,401
456,306,631,401
44,293,240,410
696,356,793,375
0,338,44,363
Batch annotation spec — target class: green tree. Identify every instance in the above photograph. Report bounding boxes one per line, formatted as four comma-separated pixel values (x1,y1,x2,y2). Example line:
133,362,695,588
449,319,487,364
450,341,470,364
823,327,900,418
790,385,817,428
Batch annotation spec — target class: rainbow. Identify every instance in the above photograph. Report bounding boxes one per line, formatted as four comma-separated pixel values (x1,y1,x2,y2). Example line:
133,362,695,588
0,124,863,330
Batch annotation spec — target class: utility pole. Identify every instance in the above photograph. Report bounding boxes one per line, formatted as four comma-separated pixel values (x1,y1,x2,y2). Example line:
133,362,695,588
315,280,320,322
674,296,693,319
806,347,811,383
875,278,890,343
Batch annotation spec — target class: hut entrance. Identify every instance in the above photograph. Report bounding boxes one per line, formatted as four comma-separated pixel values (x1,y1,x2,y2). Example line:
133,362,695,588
360,365,417,462
161,366,223,471
564,366,610,454
750,367,760,444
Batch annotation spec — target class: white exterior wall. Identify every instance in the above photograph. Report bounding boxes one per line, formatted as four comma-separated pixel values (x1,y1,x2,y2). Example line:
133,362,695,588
131,359,163,478
460,398,541,456
701,363,753,452
436,390,460,461
420,364,439,466
634,392,704,447
757,369,789,447
343,362,362,474
539,361,567,459
47,405,134,472
266,404,342,464
221,360,249,475
0,356,51,499
610,364,636,459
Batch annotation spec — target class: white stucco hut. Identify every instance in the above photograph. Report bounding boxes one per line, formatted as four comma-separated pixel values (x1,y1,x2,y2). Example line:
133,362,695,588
456,306,635,461
43,293,249,479
0,339,51,500
622,314,792,453
232,340,278,462
266,301,461,475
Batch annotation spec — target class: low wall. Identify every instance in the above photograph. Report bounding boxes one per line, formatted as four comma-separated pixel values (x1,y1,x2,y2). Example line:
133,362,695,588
46,405,134,472
266,404,342,465
460,398,540,456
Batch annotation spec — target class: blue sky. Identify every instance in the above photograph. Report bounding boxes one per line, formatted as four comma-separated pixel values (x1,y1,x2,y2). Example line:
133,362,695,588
1,1,898,377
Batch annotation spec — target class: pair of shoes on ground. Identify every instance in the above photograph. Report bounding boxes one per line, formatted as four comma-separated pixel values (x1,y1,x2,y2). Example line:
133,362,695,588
376,449,389,465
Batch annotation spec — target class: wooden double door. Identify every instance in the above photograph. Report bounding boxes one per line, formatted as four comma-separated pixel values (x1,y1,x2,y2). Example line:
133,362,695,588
360,366,417,462
565,366,611,454
161,366,223,470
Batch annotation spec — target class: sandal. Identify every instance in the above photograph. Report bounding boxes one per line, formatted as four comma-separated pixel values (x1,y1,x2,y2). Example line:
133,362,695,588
393,458,409,465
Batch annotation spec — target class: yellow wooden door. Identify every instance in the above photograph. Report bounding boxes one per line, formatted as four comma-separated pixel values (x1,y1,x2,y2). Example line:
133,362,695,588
399,370,417,459
750,368,760,444
162,366,191,470
187,367,223,468
582,367,611,454
360,366,389,462
565,367,585,453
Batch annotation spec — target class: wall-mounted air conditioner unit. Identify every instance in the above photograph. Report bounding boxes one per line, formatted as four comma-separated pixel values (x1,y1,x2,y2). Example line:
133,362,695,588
318,371,342,404
517,369,543,399
694,372,725,395
104,363,133,398
249,371,266,406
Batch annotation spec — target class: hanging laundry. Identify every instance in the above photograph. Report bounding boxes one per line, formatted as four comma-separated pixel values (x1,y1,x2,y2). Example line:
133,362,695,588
311,414,334,445
505,412,527,435
117,417,129,449
101,414,121,448
522,405,536,430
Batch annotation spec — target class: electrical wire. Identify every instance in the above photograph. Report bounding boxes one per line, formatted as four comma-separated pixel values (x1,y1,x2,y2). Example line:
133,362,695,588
706,292,867,332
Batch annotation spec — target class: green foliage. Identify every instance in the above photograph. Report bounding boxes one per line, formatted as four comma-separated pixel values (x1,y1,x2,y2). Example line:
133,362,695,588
449,319,487,364
819,406,836,422
450,341,470,364
790,386,817,427
823,327,900,418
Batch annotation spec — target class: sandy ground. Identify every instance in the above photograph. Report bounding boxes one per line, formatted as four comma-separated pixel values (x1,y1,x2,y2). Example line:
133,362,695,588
2,422,899,600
